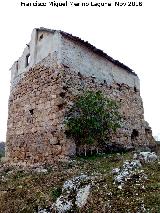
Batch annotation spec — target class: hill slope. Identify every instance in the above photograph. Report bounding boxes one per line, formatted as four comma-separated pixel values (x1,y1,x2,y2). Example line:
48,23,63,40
0,151,159,213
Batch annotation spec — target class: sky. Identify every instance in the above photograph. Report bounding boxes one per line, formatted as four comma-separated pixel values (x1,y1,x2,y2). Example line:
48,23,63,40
0,0,160,141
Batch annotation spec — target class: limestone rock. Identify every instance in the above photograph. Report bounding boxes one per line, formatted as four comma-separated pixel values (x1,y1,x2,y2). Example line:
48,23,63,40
133,151,158,163
54,175,91,212
114,159,142,185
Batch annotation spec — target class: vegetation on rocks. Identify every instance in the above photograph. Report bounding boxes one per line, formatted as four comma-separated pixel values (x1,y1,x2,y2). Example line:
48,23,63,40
0,150,159,212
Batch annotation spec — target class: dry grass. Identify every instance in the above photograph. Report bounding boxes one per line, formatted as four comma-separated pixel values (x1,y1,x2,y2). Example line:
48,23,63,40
0,152,159,213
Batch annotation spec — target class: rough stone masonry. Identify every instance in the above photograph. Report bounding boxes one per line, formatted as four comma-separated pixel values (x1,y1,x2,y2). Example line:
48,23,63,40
6,27,156,164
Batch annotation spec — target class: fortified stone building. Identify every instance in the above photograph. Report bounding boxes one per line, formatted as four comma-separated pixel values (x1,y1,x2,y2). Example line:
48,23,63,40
6,27,155,164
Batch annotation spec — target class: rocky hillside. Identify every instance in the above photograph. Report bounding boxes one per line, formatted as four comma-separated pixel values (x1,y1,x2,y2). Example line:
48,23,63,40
0,151,159,213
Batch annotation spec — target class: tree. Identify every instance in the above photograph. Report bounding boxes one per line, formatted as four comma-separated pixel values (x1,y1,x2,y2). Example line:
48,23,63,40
65,90,121,154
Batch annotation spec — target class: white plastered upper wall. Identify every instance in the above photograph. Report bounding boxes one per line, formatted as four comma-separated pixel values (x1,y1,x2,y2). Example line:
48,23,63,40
10,28,140,90
61,36,140,89
10,29,62,88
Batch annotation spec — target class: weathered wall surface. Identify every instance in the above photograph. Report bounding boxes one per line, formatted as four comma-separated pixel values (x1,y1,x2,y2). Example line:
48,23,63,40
6,55,155,164
10,28,139,92
61,36,140,90
6,60,76,164
7,28,155,164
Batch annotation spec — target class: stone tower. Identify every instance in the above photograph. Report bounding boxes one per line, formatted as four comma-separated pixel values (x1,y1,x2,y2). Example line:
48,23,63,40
6,27,155,164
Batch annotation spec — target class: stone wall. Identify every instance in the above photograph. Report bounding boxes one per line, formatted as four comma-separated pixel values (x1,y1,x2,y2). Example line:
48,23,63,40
7,61,75,164
6,55,155,164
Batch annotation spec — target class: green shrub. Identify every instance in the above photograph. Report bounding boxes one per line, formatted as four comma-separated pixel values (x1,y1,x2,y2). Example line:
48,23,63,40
51,187,62,201
65,90,121,147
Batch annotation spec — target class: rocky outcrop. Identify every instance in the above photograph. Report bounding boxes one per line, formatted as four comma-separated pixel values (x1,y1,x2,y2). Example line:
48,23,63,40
112,151,158,189
54,175,91,212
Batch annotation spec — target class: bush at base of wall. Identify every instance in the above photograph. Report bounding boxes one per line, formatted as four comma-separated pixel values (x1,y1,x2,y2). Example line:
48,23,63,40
65,90,122,154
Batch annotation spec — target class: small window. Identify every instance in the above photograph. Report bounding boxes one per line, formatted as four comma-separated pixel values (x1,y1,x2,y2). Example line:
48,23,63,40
25,54,30,67
16,61,19,73
134,86,137,93
29,109,34,115
39,34,43,41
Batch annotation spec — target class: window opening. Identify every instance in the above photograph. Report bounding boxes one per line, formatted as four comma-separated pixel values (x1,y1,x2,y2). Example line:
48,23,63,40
39,34,44,41
25,54,30,67
29,109,34,115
